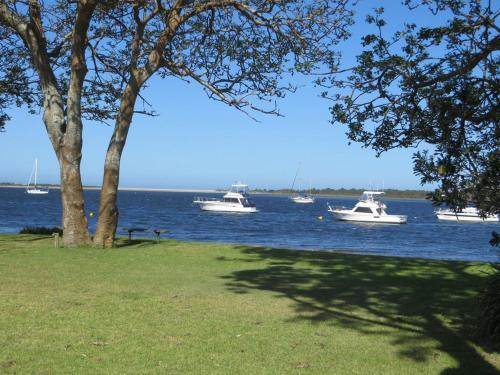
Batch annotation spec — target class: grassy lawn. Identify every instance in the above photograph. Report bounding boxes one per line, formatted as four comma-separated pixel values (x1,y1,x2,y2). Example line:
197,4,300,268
0,234,499,374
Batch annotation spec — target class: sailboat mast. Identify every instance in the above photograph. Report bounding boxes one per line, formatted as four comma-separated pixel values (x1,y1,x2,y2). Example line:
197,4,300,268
290,164,301,192
34,158,38,188
27,162,34,189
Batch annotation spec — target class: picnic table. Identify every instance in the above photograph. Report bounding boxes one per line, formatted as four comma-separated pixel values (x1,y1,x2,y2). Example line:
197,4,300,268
123,227,169,242
152,229,168,243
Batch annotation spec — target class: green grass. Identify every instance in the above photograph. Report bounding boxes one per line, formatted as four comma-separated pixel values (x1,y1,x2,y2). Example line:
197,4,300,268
0,234,498,374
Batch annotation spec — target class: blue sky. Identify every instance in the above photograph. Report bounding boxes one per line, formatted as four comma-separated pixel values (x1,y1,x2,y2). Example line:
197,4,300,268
0,1,449,190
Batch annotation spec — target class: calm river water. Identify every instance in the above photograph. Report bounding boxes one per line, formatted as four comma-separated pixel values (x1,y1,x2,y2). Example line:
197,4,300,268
0,187,498,262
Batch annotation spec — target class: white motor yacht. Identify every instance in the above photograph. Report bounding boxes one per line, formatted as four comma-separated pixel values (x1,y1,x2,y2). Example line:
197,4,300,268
193,184,258,213
327,191,407,224
435,207,499,222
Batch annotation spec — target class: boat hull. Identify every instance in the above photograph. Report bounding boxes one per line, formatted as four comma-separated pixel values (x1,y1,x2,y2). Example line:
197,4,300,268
291,196,315,204
26,189,49,195
329,210,407,224
436,213,499,222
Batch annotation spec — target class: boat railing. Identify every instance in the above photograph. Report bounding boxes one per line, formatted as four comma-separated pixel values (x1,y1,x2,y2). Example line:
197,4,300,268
435,208,462,214
193,197,220,202
327,203,348,211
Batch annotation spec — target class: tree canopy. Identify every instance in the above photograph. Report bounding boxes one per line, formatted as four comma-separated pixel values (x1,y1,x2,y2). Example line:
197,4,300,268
0,0,353,124
0,24,34,131
0,0,354,246
328,0,499,216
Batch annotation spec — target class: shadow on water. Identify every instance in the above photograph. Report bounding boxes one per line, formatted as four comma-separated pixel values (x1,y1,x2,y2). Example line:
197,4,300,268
220,246,498,374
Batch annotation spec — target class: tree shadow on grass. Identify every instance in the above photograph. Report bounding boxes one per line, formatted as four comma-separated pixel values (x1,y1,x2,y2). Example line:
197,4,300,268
220,246,498,374
2,235,168,250
0,236,54,253
113,238,159,248
0,234,53,242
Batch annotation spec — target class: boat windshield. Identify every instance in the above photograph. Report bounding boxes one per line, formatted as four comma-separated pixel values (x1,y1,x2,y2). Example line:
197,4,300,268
361,192,384,202
239,198,254,207
354,206,373,213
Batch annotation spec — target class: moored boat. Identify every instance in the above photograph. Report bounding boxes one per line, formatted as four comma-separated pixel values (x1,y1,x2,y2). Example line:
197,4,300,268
289,164,315,204
26,158,49,195
291,194,315,204
435,207,499,222
327,191,407,224
193,184,258,213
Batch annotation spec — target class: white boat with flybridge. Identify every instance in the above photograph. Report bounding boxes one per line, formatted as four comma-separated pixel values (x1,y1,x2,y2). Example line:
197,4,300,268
193,184,258,213
327,191,407,224
435,207,499,222
289,164,315,204
26,158,49,195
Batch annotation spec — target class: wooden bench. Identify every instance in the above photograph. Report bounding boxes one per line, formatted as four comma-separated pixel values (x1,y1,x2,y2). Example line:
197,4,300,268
123,227,148,240
122,227,169,242
152,229,169,243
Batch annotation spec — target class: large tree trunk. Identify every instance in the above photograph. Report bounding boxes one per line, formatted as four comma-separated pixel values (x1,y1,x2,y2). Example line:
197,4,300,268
93,28,166,247
93,149,121,248
58,0,96,247
40,85,91,247
93,82,139,248
59,150,91,246
42,101,91,247
0,1,96,247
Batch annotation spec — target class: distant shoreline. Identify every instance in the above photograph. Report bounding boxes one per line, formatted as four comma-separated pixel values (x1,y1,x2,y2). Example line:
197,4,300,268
0,184,219,193
0,184,428,199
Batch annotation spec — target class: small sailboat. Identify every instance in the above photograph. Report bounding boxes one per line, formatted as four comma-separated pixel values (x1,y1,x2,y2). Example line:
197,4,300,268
289,165,315,204
26,158,49,195
291,194,315,204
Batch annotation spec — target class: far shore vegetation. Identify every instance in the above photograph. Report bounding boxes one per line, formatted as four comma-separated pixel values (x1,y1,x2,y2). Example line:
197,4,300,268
252,188,429,199
0,234,499,374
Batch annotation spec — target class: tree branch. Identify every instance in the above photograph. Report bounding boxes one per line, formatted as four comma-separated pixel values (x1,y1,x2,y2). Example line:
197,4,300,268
65,0,98,155
414,34,500,88
0,0,65,152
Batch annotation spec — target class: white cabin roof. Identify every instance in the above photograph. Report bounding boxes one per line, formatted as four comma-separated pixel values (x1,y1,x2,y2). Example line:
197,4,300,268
230,183,250,193
363,191,385,195
224,183,251,197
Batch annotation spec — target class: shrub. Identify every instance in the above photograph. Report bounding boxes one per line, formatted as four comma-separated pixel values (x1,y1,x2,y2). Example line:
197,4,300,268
19,226,63,236
479,264,500,351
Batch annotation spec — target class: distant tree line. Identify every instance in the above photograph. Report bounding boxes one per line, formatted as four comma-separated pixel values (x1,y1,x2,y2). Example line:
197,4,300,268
252,188,429,199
